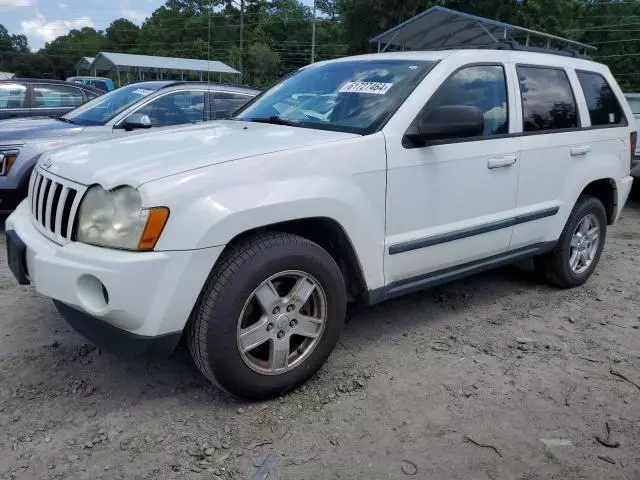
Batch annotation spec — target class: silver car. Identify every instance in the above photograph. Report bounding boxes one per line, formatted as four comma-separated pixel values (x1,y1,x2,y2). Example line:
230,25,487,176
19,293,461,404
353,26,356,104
0,81,260,211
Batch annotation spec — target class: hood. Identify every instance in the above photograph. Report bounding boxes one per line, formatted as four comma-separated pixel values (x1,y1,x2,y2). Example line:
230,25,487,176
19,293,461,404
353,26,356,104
40,120,360,188
0,117,86,142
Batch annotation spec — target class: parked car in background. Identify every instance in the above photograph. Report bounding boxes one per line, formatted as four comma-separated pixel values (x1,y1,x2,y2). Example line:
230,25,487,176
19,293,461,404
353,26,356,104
0,81,260,211
0,79,103,120
624,92,640,176
0,72,15,80
66,76,116,92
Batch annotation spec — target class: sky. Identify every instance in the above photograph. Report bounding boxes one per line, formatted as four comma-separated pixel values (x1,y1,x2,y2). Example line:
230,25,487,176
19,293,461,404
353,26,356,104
1,0,312,51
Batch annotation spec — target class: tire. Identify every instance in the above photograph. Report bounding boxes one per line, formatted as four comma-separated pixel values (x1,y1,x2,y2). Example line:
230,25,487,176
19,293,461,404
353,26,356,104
534,195,607,288
187,232,347,400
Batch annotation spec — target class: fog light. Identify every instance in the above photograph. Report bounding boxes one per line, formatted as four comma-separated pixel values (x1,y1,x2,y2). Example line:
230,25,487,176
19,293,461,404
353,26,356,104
77,275,109,313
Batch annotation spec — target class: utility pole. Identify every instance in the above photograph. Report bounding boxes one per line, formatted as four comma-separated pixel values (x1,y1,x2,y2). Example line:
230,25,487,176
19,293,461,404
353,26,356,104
311,0,316,63
239,0,244,83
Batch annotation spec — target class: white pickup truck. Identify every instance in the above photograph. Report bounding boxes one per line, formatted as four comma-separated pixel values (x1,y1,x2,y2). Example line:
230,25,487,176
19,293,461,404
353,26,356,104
6,49,635,399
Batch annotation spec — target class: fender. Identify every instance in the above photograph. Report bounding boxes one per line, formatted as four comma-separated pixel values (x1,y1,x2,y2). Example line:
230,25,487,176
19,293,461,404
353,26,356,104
140,133,389,291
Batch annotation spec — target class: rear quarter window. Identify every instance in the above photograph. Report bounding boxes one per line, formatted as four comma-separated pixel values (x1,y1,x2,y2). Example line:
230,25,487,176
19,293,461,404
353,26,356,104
576,71,627,127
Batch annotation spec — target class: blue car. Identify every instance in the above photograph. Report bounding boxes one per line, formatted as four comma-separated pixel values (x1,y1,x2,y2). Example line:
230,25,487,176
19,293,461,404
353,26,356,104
66,76,116,92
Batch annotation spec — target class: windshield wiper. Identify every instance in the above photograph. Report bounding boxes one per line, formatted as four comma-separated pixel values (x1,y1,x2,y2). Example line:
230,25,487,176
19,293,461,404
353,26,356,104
248,116,299,127
56,117,75,124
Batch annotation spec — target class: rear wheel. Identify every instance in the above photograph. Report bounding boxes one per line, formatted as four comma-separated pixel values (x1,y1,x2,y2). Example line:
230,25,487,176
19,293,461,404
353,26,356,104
535,195,607,288
188,232,347,399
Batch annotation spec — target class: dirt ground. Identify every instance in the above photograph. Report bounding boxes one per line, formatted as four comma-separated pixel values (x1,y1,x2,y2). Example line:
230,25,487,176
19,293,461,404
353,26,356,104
1,190,639,480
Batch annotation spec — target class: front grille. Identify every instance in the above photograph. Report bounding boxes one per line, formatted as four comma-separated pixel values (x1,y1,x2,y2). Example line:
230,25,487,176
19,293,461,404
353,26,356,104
28,169,86,244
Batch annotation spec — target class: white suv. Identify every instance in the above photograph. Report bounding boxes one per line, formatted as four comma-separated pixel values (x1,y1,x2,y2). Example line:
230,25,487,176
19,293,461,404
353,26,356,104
5,50,635,399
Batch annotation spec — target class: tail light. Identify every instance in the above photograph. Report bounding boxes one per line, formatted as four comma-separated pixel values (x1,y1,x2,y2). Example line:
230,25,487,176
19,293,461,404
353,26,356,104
630,131,637,169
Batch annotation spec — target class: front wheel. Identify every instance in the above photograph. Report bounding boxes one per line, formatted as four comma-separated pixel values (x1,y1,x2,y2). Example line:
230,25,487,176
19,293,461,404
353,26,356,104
535,195,607,288
187,232,347,399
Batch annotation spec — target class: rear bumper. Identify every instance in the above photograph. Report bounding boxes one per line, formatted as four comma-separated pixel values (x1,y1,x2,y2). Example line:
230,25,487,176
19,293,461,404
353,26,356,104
617,175,634,221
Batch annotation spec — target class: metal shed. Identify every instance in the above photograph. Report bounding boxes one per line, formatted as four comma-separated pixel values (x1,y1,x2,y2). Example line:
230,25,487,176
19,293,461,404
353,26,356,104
88,52,240,84
370,6,596,57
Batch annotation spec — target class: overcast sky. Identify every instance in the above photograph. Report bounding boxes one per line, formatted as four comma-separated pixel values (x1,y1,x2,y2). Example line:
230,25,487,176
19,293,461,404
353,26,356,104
1,0,314,51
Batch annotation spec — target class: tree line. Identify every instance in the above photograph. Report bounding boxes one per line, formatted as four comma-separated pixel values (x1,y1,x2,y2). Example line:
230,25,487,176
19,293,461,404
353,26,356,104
1,0,640,89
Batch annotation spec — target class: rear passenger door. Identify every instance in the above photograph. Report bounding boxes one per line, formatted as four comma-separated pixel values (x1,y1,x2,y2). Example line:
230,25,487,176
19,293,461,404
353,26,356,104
32,83,85,117
0,82,29,119
511,65,628,250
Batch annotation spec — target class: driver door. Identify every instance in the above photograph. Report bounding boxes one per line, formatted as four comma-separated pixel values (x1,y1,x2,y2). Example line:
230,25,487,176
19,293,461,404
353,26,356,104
384,63,520,285
127,90,208,128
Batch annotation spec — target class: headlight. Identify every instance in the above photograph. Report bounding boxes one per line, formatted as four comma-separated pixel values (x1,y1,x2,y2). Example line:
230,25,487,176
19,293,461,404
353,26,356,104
76,185,169,251
0,149,19,176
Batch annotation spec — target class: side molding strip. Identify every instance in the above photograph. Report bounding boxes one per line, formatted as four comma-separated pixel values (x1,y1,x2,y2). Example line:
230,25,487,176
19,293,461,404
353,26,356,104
388,207,559,255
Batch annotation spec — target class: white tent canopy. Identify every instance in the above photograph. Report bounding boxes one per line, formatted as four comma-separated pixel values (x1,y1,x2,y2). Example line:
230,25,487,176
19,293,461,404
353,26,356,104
75,57,95,74
90,52,239,78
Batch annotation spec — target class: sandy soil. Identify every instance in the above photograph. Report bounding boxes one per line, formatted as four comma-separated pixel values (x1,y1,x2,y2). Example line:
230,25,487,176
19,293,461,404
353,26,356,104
1,190,639,480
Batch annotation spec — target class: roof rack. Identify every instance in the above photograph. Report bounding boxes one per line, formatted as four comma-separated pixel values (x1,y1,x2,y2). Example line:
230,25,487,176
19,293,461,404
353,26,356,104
370,6,596,58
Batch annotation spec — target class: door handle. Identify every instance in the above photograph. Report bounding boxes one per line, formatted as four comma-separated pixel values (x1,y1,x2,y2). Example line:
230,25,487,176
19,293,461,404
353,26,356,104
571,146,591,156
487,156,517,169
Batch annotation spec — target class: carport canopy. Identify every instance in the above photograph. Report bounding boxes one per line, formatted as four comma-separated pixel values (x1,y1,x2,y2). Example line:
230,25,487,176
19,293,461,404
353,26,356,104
75,56,95,72
90,52,240,76
370,6,596,56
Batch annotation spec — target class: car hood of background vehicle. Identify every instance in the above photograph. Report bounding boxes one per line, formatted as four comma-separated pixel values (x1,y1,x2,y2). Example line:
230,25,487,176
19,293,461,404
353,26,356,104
0,117,86,142
41,120,360,188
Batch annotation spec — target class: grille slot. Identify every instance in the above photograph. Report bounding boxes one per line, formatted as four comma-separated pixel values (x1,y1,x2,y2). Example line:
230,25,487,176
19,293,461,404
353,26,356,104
28,169,85,244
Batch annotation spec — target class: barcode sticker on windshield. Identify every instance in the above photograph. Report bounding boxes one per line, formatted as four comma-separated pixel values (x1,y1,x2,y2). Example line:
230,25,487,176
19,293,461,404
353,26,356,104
132,88,154,95
339,82,393,95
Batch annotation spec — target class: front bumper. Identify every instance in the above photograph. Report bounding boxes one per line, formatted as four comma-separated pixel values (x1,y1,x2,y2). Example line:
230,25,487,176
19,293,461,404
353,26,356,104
6,201,224,354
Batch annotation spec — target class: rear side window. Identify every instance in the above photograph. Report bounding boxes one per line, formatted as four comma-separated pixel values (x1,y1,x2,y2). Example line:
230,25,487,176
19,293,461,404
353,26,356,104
517,66,578,132
34,84,84,108
212,92,254,119
0,83,27,109
576,71,626,127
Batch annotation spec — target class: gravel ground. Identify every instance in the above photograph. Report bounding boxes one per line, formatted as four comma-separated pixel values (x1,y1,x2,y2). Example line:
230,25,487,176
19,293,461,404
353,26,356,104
1,189,639,480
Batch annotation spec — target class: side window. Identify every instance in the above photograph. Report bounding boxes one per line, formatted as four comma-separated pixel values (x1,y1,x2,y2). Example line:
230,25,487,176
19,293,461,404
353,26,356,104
517,67,578,132
135,91,206,127
213,92,254,119
576,71,626,127
424,65,508,137
33,84,84,108
89,80,108,92
0,83,27,109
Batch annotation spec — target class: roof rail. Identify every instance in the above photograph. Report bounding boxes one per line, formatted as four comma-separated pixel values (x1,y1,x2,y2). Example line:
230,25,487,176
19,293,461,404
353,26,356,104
370,6,596,58
439,40,591,59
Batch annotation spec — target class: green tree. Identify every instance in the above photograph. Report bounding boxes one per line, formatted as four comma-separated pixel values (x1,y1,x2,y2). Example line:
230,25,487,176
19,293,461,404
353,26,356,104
106,19,140,52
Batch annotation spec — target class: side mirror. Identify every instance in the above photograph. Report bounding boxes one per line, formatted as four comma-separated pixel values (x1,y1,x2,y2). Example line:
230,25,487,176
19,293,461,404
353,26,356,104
120,113,152,131
405,105,485,146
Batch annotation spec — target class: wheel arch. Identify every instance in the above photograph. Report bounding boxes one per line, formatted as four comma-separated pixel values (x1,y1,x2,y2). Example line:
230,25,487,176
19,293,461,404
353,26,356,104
222,217,369,302
579,178,617,225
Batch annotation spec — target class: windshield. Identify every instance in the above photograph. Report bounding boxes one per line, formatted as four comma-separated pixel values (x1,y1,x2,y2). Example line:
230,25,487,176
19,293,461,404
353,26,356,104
63,83,164,126
235,60,435,134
